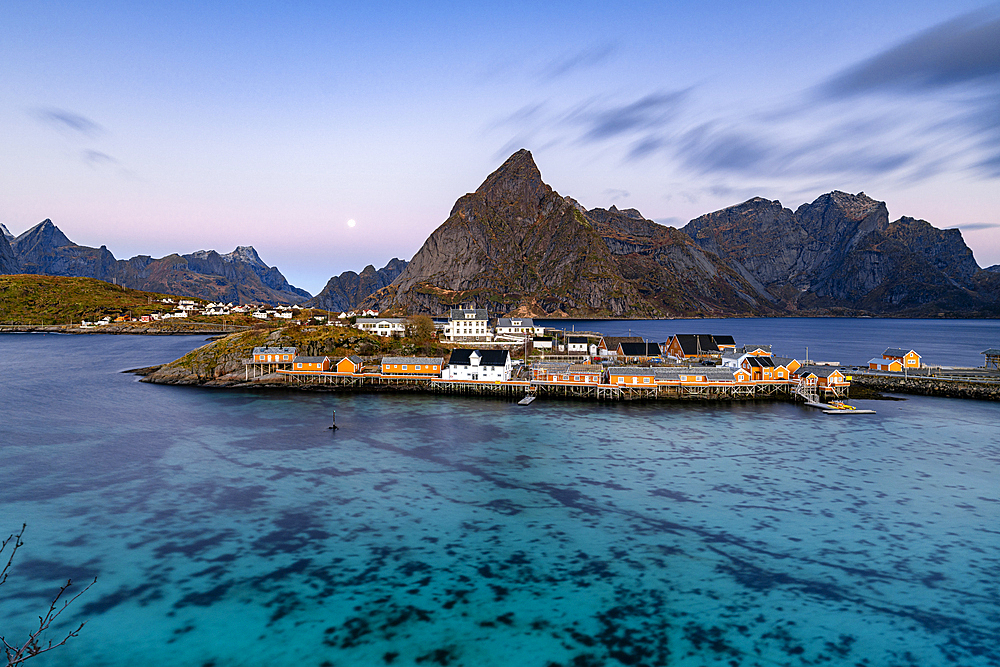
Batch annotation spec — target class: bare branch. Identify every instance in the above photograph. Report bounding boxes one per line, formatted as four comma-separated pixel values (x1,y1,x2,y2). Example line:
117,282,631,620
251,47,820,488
2,526,95,667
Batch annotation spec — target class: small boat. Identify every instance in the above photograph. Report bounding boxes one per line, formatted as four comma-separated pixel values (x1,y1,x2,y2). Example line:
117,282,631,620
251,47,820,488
823,401,876,415
518,395,536,406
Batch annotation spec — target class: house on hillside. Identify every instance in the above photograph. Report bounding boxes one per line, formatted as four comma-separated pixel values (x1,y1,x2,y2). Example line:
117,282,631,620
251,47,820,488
444,309,491,342
882,348,921,368
567,336,590,354
253,347,297,363
380,357,443,376
442,349,512,381
355,317,407,337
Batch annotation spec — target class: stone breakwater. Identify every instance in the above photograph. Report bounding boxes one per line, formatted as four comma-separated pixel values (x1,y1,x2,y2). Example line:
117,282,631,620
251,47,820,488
852,374,1000,401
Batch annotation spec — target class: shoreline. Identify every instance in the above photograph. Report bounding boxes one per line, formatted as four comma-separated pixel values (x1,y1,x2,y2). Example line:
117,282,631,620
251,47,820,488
0,324,244,336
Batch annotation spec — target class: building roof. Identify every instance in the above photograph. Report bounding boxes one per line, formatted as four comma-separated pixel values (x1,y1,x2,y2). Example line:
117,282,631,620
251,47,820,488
381,357,444,365
448,349,510,367
868,357,898,365
771,356,798,368
670,334,720,356
342,355,363,365
619,341,662,356
599,336,643,349
568,336,589,344
743,356,774,368
293,356,329,363
496,317,534,327
253,347,297,355
608,366,656,376
883,347,917,358
449,308,489,320
568,364,601,373
738,344,772,354
355,317,407,324
713,335,736,346
982,348,1000,355
795,365,844,378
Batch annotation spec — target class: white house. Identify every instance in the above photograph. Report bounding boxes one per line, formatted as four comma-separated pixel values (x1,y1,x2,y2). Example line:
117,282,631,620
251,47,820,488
355,317,407,337
495,317,544,338
567,336,590,354
442,349,512,381
444,308,491,342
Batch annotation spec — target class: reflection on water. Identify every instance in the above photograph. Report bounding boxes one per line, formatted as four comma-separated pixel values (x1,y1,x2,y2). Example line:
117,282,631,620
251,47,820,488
1,333,999,666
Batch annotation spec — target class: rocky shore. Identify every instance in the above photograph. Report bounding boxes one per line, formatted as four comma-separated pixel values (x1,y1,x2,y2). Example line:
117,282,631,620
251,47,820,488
851,374,1000,401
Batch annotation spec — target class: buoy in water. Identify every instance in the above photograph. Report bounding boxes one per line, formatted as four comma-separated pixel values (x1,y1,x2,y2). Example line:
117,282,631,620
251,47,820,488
328,409,338,430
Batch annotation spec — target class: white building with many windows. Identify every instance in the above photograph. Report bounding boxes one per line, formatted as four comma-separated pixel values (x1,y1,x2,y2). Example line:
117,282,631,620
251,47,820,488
442,349,511,381
444,309,491,341
355,317,408,337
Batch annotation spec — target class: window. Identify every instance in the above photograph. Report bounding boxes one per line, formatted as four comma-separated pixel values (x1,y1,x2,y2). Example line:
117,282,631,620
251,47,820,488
643,377,650,384
296,363,301,369
573,376,579,382
402,365,408,370
415,365,421,370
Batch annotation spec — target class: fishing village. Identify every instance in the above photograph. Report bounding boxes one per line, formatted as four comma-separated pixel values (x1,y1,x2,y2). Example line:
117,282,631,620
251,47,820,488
132,307,1000,410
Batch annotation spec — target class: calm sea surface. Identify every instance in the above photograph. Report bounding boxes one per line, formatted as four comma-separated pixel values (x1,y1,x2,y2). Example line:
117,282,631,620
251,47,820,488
1,323,999,667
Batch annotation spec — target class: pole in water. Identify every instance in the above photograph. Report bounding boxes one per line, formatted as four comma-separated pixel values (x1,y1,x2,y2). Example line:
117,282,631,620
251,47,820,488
328,409,338,430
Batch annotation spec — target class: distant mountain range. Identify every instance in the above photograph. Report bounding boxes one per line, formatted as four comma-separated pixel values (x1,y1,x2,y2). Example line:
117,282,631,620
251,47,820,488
5,150,998,316
0,220,311,304
363,149,1000,317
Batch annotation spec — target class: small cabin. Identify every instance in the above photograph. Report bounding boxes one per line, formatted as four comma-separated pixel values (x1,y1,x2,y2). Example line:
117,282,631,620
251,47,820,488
562,364,601,384
882,348,920,368
293,356,331,372
336,355,364,374
253,347,297,363
869,358,903,372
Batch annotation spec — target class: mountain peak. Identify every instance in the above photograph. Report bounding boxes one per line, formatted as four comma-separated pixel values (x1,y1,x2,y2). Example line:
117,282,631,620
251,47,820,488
472,149,550,217
0,223,13,241
224,245,266,267
14,219,73,249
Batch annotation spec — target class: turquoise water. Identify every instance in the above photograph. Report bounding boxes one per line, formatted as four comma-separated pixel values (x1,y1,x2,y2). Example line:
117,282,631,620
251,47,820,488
1,331,999,666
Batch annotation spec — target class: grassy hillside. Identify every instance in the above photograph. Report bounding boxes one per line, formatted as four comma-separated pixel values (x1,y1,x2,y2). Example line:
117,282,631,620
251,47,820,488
0,274,188,324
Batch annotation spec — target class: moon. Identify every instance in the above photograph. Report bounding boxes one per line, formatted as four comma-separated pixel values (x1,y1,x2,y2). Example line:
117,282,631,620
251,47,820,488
347,219,356,228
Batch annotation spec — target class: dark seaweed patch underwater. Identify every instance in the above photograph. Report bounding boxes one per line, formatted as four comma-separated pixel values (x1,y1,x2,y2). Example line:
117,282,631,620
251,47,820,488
1,333,999,666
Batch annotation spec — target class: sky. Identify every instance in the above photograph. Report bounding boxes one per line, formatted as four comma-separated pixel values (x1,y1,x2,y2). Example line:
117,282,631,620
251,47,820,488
3,0,999,294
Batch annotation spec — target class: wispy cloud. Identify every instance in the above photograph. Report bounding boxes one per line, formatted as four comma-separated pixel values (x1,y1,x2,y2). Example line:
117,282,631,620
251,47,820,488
32,108,105,138
820,9,1000,97
540,43,618,80
949,222,1000,230
82,149,119,166
603,188,630,201
492,8,1000,187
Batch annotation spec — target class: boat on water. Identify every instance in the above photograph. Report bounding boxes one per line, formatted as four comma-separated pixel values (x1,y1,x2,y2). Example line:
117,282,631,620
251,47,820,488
823,401,876,415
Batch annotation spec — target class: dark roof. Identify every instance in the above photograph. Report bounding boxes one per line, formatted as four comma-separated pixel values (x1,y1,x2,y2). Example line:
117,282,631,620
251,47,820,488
743,356,774,368
883,347,917,358
568,336,589,344
449,308,489,320
344,355,363,364
713,335,736,346
738,344,771,354
671,334,719,356
795,365,843,378
599,336,643,348
982,348,1000,355
619,341,662,356
448,349,510,367
293,356,329,363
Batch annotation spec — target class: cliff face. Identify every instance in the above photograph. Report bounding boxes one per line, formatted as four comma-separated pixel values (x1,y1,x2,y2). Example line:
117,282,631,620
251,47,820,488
0,231,17,274
683,192,998,314
371,150,656,317
4,220,310,304
307,258,407,311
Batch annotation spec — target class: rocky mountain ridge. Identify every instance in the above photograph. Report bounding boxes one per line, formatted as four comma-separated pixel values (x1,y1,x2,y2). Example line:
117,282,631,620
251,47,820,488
306,258,408,312
3,219,310,304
